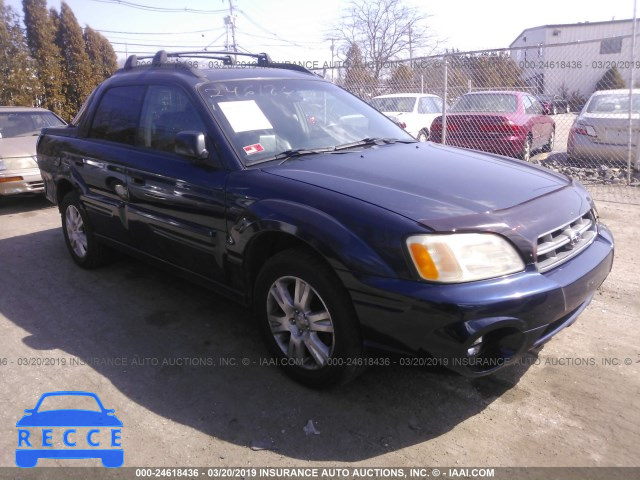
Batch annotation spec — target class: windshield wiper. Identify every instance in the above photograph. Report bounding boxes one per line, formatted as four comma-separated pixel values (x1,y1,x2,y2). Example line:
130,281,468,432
246,147,335,166
333,137,417,151
246,138,417,166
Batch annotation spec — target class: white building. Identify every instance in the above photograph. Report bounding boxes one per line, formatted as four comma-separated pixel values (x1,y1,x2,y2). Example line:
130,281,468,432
510,19,639,100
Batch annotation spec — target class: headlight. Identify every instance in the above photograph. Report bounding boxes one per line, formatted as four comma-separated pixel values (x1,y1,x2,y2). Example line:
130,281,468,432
406,233,525,283
0,156,38,171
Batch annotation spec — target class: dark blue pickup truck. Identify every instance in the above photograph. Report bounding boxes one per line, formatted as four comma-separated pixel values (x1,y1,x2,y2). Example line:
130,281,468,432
36,51,614,387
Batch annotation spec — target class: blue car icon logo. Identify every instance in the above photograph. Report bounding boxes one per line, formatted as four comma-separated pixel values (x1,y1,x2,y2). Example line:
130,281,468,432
16,391,123,468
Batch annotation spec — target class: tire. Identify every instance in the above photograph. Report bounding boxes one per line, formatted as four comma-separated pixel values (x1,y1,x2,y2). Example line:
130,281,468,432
417,129,429,142
565,104,570,114
543,129,555,153
61,191,111,269
253,248,364,388
520,135,532,161
552,105,558,115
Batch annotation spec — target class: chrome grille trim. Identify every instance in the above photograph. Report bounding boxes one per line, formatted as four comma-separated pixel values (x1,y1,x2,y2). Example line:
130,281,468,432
536,210,597,272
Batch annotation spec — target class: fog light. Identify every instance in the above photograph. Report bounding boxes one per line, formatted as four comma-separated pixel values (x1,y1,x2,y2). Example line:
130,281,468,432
467,336,483,356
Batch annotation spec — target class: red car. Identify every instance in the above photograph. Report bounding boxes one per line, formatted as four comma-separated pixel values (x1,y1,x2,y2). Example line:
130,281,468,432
431,91,555,161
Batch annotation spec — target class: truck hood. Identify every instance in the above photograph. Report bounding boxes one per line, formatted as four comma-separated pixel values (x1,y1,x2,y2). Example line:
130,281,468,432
263,142,570,224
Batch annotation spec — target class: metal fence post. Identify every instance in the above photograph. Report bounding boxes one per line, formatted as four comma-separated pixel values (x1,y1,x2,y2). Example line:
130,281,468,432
442,56,448,145
628,0,638,184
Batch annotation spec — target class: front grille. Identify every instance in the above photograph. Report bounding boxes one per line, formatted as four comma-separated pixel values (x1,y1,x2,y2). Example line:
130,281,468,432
536,210,597,272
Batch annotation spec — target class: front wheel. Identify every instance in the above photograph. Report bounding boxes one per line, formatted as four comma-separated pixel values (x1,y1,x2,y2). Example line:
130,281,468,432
61,191,111,268
417,129,429,142
253,248,363,387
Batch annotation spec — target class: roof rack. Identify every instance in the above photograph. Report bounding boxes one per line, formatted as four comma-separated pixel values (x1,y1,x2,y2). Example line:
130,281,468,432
122,50,314,75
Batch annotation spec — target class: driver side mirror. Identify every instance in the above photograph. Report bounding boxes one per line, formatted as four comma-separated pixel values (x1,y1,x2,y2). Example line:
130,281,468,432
175,131,209,160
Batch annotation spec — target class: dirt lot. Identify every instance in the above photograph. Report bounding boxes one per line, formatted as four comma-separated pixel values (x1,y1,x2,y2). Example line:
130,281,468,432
0,193,638,473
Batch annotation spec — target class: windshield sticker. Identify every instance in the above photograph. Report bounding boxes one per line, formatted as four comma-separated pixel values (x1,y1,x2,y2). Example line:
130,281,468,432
243,143,264,155
218,100,273,133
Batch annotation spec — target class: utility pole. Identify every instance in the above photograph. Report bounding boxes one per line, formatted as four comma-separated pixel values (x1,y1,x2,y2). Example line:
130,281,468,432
329,38,336,82
408,23,412,60
225,0,237,52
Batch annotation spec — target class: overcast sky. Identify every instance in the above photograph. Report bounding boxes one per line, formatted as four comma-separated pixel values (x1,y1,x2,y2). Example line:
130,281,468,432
4,0,638,64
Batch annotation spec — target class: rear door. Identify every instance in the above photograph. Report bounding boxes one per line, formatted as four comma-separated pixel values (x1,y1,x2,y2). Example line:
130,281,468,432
67,85,146,245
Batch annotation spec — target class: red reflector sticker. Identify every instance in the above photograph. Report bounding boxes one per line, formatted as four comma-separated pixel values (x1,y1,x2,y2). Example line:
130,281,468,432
243,143,264,155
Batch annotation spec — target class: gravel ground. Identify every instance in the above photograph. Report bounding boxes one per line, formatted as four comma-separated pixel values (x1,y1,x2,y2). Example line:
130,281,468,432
0,195,638,473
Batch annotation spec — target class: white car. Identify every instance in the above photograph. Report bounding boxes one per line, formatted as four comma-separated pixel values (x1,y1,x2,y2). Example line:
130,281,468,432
370,93,444,141
0,106,66,201
567,88,640,166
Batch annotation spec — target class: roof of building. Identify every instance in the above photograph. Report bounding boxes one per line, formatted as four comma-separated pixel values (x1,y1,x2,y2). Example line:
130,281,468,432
510,18,636,47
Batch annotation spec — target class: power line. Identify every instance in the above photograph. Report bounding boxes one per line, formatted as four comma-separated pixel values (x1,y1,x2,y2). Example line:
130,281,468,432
96,27,223,36
238,30,325,46
236,9,324,47
109,41,213,48
88,0,228,14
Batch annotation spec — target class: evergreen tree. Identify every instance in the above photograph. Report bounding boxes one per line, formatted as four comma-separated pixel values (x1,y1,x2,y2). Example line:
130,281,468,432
343,43,374,98
55,2,93,119
84,26,117,86
0,0,39,105
387,63,414,93
22,0,64,114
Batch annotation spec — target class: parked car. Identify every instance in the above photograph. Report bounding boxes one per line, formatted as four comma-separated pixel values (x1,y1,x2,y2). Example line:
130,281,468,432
430,91,555,161
536,94,570,115
370,93,443,141
567,88,640,165
37,51,613,387
0,106,66,202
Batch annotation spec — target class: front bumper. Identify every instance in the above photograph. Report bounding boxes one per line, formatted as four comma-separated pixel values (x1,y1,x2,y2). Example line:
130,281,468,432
0,168,44,196
342,225,614,376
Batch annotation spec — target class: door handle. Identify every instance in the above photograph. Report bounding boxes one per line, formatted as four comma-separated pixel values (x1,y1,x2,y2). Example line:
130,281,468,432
131,176,145,185
113,183,129,201
83,158,105,168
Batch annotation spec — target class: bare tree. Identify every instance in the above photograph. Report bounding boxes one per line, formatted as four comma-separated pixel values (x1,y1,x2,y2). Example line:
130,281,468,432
334,0,436,82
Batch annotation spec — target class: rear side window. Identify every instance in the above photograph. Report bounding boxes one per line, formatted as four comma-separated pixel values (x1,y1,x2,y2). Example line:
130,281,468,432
90,86,145,145
418,97,441,114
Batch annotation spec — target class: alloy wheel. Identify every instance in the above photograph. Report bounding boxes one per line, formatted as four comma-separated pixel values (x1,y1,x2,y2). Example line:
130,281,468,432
65,205,88,258
266,276,335,369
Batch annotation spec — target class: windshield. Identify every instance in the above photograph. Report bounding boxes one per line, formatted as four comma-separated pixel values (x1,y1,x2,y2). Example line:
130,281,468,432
36,395,102,412
370,96,417,113
587,93,640,113
0,111,65,138
199,79,413,165
451,93,518,113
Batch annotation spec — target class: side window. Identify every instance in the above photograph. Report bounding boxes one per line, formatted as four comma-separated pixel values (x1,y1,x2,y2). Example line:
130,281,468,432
138,85,206,154
418,97,439,114
528,96,543,114
523,95,535,114
90,86,145,145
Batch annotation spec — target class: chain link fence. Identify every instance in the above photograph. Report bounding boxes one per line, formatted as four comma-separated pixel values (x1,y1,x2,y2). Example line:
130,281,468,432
312,32,640,205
